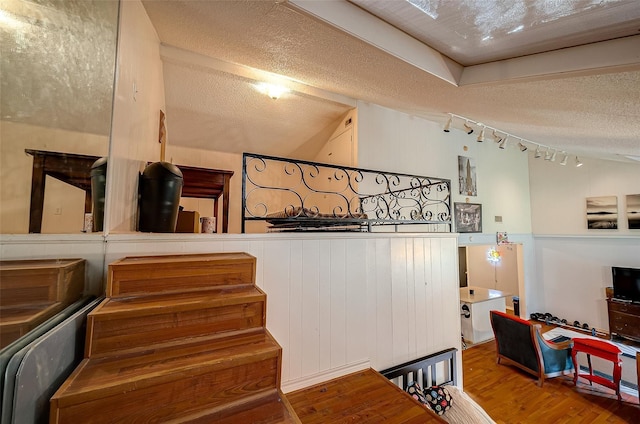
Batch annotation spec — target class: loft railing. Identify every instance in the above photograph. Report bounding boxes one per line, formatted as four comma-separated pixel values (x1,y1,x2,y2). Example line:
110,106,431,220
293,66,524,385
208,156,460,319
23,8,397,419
242,153,452,233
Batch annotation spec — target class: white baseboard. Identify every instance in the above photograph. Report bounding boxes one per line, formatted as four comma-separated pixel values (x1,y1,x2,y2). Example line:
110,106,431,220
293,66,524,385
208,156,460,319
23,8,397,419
281,360,371,393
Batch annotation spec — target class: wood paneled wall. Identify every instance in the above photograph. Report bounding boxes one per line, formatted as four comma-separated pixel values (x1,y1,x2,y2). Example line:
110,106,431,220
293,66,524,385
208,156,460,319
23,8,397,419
102,233,462,391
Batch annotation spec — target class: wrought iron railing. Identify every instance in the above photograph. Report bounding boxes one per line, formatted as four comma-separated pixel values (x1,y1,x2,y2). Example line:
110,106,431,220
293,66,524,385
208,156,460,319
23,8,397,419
242,153,451,233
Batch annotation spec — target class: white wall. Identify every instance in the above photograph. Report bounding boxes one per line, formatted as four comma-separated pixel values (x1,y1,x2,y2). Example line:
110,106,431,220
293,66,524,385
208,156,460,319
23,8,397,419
528,155,640,330
530,156,640,235
106,0,166,233
356,102,532,235
102,232,462,392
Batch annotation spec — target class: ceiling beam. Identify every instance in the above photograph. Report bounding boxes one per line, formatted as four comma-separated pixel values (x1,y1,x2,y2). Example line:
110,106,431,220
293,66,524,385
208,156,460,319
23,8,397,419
460,35,640,86
159,44,357,107
287,0,463,86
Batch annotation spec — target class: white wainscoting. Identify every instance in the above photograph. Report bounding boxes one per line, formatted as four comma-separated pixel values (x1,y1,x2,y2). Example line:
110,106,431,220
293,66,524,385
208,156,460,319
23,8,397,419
104,232,462,391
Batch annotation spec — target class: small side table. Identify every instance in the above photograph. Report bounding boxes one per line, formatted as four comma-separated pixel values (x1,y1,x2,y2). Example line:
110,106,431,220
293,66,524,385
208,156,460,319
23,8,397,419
571,338,622,401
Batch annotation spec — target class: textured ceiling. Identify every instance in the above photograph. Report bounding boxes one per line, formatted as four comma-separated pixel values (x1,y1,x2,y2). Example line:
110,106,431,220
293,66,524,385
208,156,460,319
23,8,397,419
142,0,640,162
1,0,118,136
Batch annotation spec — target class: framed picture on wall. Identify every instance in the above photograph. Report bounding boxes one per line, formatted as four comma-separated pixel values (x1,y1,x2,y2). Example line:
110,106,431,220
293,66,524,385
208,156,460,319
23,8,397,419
454,202,482,233
627,194,640,229
458,155,477,196
586,196,618,229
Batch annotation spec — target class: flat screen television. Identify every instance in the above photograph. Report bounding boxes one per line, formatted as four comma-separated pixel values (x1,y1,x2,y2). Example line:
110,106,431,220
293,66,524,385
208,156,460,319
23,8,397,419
612,266,640,303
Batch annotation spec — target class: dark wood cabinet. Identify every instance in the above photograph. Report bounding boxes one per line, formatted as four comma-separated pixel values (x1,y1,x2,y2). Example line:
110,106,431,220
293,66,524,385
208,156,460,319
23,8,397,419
607,299,640,342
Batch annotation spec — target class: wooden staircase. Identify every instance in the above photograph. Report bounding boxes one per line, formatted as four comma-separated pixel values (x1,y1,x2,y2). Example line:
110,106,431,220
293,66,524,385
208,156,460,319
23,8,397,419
0,259,85,348
50,253,301,424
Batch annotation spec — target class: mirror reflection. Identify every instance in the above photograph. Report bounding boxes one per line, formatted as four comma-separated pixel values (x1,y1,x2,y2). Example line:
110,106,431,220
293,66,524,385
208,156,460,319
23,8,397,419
0,0,118,234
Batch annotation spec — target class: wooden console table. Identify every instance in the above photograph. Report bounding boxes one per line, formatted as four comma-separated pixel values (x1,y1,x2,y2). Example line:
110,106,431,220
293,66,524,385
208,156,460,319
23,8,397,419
176,165,234,233
26,149,100,233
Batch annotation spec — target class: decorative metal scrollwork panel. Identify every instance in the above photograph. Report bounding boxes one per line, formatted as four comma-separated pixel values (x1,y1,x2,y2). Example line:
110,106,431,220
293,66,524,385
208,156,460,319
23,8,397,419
242,153,451,233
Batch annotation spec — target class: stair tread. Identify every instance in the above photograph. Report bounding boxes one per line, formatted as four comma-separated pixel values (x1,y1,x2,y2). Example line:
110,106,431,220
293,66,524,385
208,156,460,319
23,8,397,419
0,302,61,324
90,285,264,318
54,329,281,405
183,389,300,424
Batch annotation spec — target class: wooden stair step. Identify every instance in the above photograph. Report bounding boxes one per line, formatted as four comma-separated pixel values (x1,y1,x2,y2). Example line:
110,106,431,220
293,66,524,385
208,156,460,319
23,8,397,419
107,252,256,298
181,389,301,424
0,258,84,306
0,302,63,348
85,286,266,356
50,330,283,423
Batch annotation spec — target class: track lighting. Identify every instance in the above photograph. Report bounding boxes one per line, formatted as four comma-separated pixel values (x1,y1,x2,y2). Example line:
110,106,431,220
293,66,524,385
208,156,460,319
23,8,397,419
560,152,568,165
442,113,583,169
443,115,452,132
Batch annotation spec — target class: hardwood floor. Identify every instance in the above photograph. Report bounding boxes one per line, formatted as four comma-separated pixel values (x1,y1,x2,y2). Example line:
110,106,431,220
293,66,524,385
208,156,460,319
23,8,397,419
462,340,640,423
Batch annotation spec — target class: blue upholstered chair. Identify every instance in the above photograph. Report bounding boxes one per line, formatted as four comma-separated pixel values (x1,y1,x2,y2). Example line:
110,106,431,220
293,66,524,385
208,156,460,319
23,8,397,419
489,310,573,387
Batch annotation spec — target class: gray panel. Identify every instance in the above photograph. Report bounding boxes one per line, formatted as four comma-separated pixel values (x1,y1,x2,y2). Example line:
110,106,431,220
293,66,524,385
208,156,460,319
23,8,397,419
5,297,101,424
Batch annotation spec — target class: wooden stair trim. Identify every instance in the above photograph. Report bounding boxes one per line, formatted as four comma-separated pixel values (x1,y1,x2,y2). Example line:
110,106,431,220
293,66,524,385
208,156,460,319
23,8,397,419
107,252,256,298
53,331,282,406
85,326,264,360
173,389,302,424
87,286,265,319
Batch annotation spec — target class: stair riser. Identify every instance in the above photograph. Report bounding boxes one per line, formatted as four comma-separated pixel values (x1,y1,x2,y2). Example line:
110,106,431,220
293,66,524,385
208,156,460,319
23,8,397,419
52,356,279,424
0,260,84,306
107,256,256,298
86,302,265,356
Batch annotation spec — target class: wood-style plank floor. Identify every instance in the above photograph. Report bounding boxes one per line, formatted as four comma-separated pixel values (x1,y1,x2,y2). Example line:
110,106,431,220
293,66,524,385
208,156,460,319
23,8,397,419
462,340,640,423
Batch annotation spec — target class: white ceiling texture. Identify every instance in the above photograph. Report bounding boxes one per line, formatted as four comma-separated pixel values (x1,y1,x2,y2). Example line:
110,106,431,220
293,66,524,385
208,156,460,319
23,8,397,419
142,0,640,162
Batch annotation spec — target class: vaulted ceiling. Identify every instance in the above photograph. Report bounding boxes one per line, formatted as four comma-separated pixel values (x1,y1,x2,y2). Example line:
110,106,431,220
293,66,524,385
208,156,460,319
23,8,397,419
143,0,640,163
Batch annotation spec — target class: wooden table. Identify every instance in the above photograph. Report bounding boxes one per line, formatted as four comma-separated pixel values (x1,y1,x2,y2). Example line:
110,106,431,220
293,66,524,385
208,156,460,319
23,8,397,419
177,165,233,233
25,149,100,233
571,337,622,401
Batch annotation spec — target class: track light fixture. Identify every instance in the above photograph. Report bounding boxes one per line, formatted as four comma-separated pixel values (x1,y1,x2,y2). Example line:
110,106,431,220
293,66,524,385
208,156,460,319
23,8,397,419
442,113,584,168
443,115,452,132
560,152,568,165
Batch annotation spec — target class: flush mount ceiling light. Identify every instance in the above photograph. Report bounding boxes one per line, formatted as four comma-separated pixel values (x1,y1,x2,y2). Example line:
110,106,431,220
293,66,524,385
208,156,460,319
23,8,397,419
255,82,289,99
443,115,452,132
477,126,485,142
463,121,474,134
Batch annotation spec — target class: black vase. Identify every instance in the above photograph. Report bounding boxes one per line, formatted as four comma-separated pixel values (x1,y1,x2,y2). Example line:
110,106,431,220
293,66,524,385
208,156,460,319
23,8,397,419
138,162,183,232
